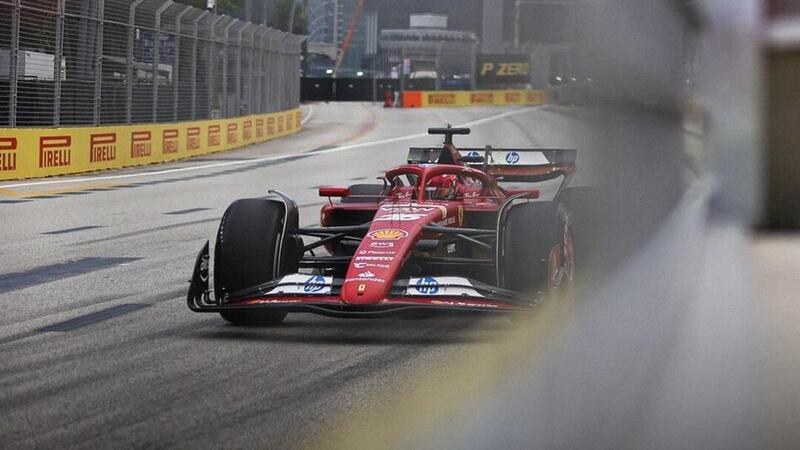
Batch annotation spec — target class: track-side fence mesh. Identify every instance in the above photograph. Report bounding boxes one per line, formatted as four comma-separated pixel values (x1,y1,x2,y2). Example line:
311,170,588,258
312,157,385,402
0,0,304,127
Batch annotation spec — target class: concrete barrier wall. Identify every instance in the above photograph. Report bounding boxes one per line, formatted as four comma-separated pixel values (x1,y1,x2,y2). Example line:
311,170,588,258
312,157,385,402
0,109,302,181
402,90,549,108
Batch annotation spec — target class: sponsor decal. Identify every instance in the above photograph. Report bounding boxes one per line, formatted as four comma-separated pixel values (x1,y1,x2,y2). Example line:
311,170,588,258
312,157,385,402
0,137,17,171
227,123,238,144
277,115,284,133
267,117,275,135
375,204,446,222
265,274,332,295
367,229,408,241
355,256,393,261
436,216,457,226
446,243,457,254
255,118,264,138
354,262,390,269
470,92,493,104
208,125,221,146
466,151,481,158
526,91,543,103
255,299,305,304
369,241,395,248
359,250,395,255
431,300,498,308
187,127,201,151
243,120,252,140
406,277,486,298
375,213,427,222
90,133,116,163
345,270,385,283
357,283,366,293
303,274,326,293
476,54,530,86
162,129,179,154
505,151,520,164
130,131,152,158
505,91,522,103
379,204,445,216
428,93,456,105
414,277,440,295
39,136,71,168
345,276,385,283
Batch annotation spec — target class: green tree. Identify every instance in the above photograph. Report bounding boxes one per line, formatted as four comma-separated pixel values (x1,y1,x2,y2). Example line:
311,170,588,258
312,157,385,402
270,0,307,34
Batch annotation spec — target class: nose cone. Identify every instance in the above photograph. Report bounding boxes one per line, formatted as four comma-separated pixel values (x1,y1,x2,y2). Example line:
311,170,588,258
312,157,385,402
340,202,458,304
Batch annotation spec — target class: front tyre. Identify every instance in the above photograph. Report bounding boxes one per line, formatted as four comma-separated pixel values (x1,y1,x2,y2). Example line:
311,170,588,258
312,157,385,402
214,198,298,326
499,202,571,295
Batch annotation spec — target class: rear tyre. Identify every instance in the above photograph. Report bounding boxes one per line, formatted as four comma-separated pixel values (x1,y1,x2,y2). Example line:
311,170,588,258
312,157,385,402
214,198,298,326
500,202,565,295
341,183,385,203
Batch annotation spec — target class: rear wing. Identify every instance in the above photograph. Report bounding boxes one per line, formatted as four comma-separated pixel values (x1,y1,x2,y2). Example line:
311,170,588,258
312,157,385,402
461,147,577,183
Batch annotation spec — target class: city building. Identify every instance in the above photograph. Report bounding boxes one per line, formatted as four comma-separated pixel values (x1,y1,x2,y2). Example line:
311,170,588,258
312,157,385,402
378,14,478,88
306,0,369,77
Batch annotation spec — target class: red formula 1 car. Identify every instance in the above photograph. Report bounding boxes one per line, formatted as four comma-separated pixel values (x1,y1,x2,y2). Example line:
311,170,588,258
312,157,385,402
188,127,577,325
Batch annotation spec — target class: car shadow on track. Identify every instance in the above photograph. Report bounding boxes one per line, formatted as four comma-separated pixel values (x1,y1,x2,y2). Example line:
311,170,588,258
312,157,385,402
185,315,514,346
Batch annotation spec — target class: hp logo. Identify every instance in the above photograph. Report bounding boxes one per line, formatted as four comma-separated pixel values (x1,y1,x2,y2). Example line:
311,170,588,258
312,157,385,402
304,275,326,293
415,277,440,295
505,152,520,164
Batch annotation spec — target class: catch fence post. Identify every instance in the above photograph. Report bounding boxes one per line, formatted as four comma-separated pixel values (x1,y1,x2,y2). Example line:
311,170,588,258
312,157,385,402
126,0,146,124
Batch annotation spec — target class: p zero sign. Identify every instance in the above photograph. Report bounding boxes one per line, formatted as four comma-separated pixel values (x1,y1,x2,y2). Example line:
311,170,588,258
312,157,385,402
476,54,530,87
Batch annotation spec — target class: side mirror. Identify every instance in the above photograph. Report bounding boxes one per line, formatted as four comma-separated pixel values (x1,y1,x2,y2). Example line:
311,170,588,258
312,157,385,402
318,186,351,198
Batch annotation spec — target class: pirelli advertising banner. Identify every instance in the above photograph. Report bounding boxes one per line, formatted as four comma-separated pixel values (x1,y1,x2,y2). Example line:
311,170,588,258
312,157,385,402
402,89,548,108
476,54,531,86
0,108,301,181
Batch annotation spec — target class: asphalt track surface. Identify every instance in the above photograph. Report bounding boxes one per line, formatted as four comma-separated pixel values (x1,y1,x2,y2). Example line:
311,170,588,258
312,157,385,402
0,103,591,448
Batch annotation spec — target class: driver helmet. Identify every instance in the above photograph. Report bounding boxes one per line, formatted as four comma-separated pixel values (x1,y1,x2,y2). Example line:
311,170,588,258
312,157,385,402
426,174,457,200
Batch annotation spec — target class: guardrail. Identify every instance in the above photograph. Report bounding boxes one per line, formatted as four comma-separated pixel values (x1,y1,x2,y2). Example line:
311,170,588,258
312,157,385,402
0,108,301,181
402,90,549,108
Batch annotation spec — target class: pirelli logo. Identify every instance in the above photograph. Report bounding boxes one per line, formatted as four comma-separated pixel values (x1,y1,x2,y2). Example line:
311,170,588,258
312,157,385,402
0,137,17,172
428,93,456,105
39,136,71,168
90,133,116,163
526,91,544,103
504,92,522,103
277,115,284,133
470,92,493,104
227,123,238,144
208,125,221,146
131,131,152,158
187,127,200,151
267,117,275,136
286,113,293,131
162,129,179,154
243,120,252,140
256,118,264,138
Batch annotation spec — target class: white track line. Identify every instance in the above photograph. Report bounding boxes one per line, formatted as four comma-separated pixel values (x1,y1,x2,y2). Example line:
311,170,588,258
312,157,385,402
300,104,314,125
1,106,541,189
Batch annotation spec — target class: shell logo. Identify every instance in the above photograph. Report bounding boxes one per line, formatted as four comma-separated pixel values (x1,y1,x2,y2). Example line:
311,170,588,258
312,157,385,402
367,229,409,241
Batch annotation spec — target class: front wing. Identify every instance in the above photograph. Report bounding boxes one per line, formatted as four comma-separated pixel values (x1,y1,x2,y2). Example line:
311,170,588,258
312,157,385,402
187,244,534,317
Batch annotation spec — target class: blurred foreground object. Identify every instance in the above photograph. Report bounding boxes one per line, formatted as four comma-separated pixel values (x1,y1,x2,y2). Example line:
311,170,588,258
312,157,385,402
765,1,800,229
